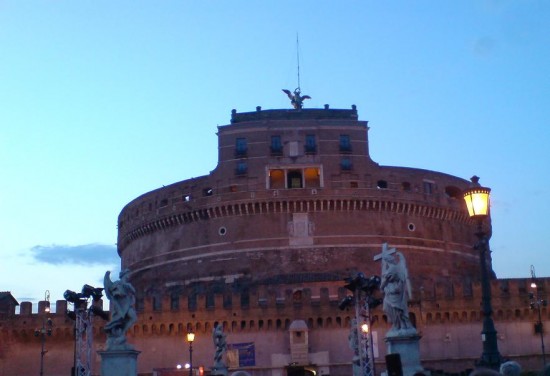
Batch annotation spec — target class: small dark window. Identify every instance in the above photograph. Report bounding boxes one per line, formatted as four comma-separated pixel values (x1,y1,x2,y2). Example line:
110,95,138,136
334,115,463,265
236,161,247,175
159,199,168,207
206,294,215,309
339,134,351,152
341,158,352,171
170,294,179,310
350,181,358,188
241,290,250,308
445,186,462,199
423,181,434,194
188,294,197,310
235,137,248,157
377,180,388,189
223,294,232,309
203,188,213,196
270,135,282,155
305,134,316,154
402,182,411,191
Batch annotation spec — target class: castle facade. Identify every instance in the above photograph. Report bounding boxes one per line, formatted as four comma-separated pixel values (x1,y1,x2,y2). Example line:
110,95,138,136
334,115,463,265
0,105,547,376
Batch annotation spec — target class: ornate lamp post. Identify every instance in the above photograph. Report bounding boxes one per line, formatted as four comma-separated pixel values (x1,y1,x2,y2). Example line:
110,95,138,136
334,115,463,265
187,330,195,376
529,265,547,367
35,290,53,376
463,176,502,370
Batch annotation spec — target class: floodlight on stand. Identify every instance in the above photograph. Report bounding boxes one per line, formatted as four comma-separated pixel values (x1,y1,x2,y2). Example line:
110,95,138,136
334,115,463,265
63,290,82,303
338,295,354,310
81,284,104,300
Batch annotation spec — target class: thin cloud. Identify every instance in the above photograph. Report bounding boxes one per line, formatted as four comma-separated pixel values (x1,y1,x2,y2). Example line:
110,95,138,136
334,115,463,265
30,243,119,266
473,36,497,58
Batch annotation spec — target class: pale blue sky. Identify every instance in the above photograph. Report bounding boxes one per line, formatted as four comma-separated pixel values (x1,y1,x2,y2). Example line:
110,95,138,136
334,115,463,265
1,1,549,307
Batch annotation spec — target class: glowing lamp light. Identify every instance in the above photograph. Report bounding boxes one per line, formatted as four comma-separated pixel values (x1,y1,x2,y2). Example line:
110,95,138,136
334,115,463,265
186,331,195,343
185,363,191,369
361,323,369,333
177,364,182,370
531,281,537,289
463,176,491,219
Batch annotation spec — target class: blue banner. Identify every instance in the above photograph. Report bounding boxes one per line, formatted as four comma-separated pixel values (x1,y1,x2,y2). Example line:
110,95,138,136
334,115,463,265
228,342,255,367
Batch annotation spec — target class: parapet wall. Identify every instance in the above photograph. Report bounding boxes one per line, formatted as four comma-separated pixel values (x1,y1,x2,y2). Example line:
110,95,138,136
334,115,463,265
2,277,547,340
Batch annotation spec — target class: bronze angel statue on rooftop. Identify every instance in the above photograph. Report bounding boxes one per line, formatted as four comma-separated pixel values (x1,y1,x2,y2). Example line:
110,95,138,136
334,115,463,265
282,88,311,109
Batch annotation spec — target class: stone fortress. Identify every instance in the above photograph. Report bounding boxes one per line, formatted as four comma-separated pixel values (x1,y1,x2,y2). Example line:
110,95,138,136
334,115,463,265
0,104,548,376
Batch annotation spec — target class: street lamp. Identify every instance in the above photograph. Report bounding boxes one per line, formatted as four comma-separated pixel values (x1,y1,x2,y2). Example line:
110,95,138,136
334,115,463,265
35,290,53,376
463,176,502,370
529,265,547,367
187,330,195,376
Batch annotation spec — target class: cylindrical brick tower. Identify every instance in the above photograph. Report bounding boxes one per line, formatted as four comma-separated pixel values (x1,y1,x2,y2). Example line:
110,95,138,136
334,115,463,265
117,106,488,308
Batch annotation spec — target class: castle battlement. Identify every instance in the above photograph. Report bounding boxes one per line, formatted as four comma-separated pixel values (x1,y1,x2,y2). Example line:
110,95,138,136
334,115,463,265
2,277,547,340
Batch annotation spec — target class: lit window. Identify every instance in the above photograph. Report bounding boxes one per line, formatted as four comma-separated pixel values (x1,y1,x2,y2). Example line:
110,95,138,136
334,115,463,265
235,138,247,157
304,167,321,188
269,169,285,189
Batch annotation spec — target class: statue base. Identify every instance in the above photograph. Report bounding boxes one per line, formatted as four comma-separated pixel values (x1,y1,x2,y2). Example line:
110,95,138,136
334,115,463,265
98,349,141,376
211,365,229,376
384,333,428,376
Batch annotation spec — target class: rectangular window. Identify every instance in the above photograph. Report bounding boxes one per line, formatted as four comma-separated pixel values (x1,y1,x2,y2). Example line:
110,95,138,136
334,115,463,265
235,137,248,157
339,134,351,152
170,294,179,310
304,167,320,188
341,158,352,170
305,134,316,154
423,181,434,194
270,135,282,155
287,170,303,188
268,167,323,189
236,161,247,175
269,169,285,189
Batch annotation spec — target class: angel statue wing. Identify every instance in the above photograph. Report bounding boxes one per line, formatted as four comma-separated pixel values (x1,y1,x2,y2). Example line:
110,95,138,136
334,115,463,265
282,89,292,96
396,252,412,301
104,271,114,300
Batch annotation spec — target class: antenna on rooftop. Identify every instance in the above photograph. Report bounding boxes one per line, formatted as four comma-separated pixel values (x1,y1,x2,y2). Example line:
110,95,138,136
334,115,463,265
282,33,311,109
296,33,301,91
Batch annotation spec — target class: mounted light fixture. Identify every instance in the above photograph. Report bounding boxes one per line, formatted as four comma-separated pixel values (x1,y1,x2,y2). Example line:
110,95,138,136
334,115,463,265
463,175,491,219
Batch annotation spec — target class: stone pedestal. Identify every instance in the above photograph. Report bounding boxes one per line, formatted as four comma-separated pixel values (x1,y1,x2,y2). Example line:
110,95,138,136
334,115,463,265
211,366,229,376
385,334,427,376
98,349,140,376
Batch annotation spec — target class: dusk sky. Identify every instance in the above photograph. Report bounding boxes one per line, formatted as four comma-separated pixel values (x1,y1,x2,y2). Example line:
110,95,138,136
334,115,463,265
1,1,549,310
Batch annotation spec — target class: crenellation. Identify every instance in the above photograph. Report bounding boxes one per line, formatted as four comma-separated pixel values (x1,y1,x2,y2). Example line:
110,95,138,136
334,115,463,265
20,301,32,315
